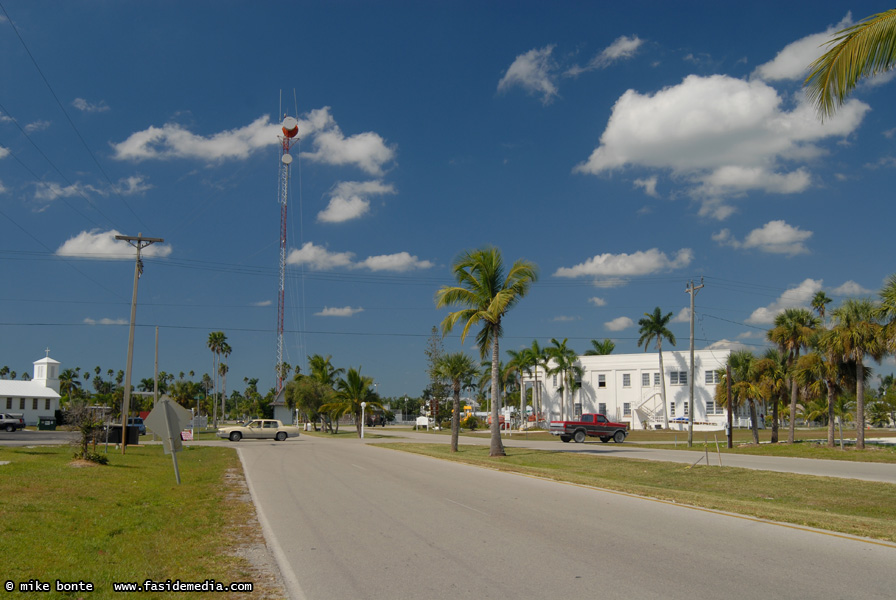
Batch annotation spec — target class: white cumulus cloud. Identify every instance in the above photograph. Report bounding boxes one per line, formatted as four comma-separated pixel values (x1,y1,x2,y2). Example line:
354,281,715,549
287,242,432,273
355,252,433,272
831,280,872,297
315,306,364,317
605,316,634,331
567,35,644,76
746,278,822,324
72,98,110,113
317,180,395,223
83,317,128,326
588,297,607,307
574,74,868,218
57,229,172,259
714,220,812,256
554,248,692,278
752,14,853,81
497,45,559,104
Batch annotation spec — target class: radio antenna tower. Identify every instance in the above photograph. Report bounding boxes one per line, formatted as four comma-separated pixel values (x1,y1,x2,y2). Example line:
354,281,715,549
276,114,299,392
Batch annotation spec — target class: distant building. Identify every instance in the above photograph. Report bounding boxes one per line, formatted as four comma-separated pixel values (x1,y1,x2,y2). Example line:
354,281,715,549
519,349,753,430
0,354,62,426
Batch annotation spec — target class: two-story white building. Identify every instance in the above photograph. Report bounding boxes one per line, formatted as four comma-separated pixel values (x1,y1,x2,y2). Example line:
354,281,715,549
0,354,62,426
520,349,756,430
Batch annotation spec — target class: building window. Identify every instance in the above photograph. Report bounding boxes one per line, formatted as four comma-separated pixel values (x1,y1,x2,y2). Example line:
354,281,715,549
670,371,687,385
552,375,557,387
19,398,25,410
622,374,631,388
705,370,721,384
598,403,607,415
597,374,606,388
641,372,650,386
5,398,10,409
707,400,715,414
653,373,660,385
45,399,51,410
684,401,689,416
623,402,631,416
670,402,675,417
33,398,38,410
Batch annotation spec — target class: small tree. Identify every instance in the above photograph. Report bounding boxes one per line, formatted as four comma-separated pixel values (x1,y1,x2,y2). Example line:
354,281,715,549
68,403,107,465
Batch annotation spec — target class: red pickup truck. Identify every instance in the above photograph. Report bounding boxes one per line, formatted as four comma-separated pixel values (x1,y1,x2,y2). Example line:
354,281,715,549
550,413,628,444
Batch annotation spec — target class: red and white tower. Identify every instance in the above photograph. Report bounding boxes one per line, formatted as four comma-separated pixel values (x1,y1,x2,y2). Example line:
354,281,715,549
276,115,299,392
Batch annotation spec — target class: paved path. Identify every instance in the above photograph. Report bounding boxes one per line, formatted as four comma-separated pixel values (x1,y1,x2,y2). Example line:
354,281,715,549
240,435,895,600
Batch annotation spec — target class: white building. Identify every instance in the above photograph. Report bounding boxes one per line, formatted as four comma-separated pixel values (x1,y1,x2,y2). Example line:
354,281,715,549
520,349,751,430
1,354,62,426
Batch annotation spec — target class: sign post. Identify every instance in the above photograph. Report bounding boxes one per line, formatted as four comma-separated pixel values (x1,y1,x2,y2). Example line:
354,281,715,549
144,395,192,484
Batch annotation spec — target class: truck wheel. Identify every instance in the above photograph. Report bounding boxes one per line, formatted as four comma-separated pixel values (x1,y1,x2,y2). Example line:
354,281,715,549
229,432,242,442
613,431,626,443
600,436,610,443
560,435,571,443
5,424,13,432
574,430,586,444
275,432,287,441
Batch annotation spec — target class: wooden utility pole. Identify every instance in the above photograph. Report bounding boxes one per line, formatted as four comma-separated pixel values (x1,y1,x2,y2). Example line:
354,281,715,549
686,278,704,447
116,233,163,453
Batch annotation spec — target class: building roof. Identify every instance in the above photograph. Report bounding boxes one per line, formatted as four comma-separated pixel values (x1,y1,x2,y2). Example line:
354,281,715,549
0,380,61,399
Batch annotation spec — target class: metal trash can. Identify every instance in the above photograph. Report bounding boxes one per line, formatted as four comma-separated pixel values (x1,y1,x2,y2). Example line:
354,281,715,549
37,416,57,430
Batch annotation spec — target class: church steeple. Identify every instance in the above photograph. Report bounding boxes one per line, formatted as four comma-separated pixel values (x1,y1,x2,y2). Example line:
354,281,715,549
33,352,61,393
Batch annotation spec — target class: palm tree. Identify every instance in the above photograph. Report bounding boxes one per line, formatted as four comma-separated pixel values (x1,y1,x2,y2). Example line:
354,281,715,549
435,246,538,457
877,273,896,353
826,299,884,449
585,339,615,355
0,366,8,379
548,338,582,421
207,331,226,426
812,291,833,326
308,354,344,387
752,348,788,443
793,344,846,448
804,8,896,120
219,342,232,422
767,308,820,443
59,368,82,404
436,352,480,452
321,367,382,438
637,307,676,429
715,350,760,443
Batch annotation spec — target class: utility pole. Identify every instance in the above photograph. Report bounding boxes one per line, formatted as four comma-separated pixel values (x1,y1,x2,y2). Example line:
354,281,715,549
685,277,704,447
116,233,163,454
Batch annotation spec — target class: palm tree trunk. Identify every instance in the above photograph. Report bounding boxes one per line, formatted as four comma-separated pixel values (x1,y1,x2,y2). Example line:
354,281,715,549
788,349,800,443
489,331,506,457
658,342,669,429
451,382,461,452
856,358,865,450
749,400,760,444
771,395,779,443
826,380,836,448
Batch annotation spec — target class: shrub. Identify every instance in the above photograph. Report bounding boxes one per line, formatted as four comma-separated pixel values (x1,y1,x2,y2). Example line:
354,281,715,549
461,415,480,431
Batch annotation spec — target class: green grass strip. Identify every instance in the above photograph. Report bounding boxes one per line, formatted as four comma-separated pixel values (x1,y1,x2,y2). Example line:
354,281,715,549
0,445,282,599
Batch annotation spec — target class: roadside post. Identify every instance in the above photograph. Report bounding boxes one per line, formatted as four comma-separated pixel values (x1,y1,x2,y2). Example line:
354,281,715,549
145,395,191,484
361,402,367,439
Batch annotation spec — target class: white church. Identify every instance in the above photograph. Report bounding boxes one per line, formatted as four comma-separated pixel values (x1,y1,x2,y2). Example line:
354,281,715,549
1,353,62,426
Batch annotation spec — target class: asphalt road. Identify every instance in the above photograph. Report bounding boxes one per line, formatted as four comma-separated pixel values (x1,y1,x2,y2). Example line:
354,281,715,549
239,435,896,600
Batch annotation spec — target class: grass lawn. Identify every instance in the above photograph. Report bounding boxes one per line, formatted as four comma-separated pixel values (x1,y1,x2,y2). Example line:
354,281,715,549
378,443,896,543
0,444,285,599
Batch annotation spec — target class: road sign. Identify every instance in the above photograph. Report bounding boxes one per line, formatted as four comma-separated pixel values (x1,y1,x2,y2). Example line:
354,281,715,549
144,395,192,483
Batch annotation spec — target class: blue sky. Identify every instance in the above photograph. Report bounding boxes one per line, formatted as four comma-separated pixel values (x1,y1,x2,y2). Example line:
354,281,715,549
2,1,895,399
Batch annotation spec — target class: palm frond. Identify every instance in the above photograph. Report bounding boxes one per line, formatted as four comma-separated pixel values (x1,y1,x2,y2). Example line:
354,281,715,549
805,9,896,120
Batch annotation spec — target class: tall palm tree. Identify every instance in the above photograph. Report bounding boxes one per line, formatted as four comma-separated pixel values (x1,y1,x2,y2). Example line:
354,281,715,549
321,367,382,438
308,354,344,387
752,347,788,443
435,246,538,457
793,343,846,449
805,8,896,120
826,299,884,449
584,339,615,355
812,291,833,326
436,352,479,452
767,308,820,443
207,331,227,426
219,342,232,422
637,307,676,429
715,350,760,443
59,368,82,404
877,273,896,352
548,338,582,421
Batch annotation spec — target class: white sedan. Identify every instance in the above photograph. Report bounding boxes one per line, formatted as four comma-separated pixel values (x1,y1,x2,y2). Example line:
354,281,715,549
216,419,301,442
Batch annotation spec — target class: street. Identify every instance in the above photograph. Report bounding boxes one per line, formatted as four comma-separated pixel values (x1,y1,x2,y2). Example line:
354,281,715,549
239,434,896,600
